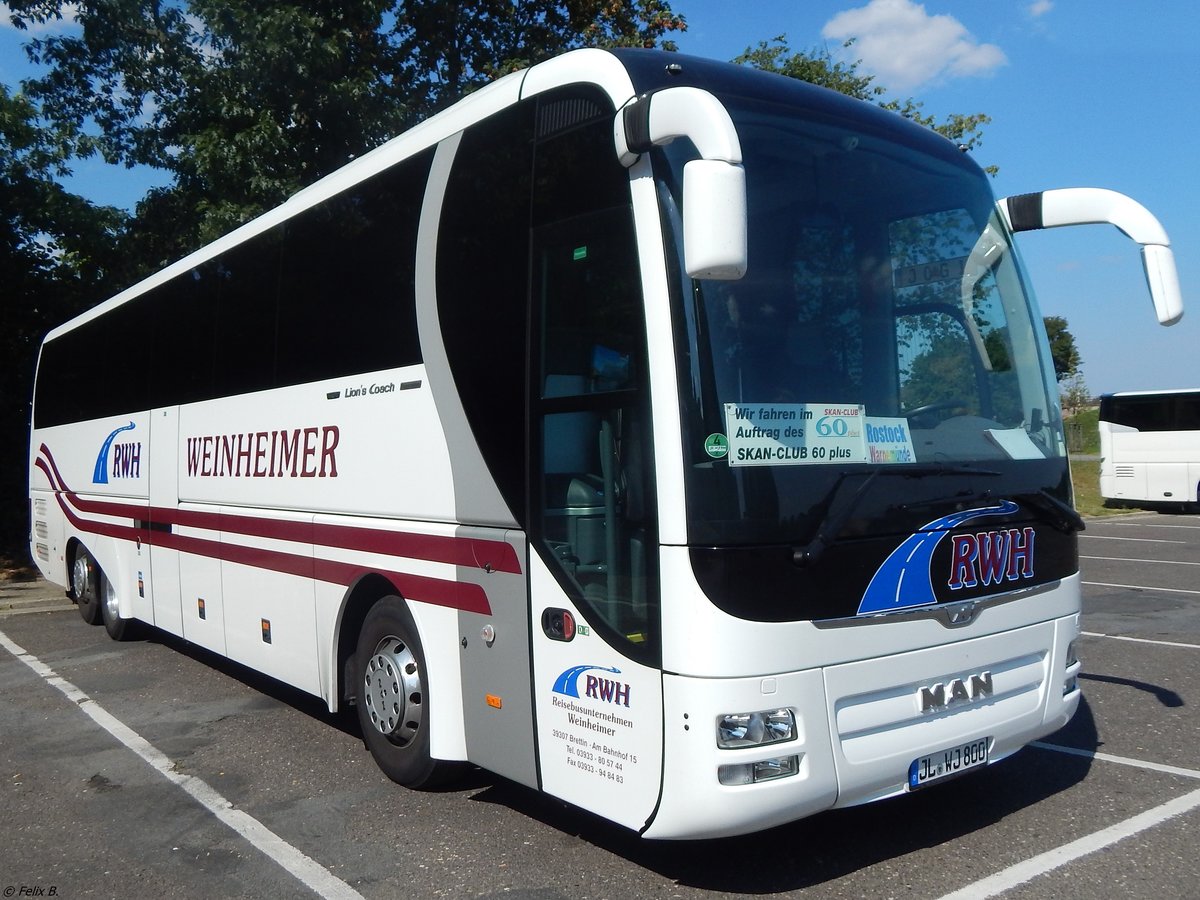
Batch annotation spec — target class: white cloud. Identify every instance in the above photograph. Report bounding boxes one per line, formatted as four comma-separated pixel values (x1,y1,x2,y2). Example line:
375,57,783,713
822,0,1007,93
1,3,81,34
1028,1,1055,18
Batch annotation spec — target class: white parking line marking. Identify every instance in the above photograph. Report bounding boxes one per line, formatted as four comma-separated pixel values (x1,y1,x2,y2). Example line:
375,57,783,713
1081,555,1200,567
934,785,1200,900
1083,581,1200,596
1082,631,1200,650
0,628,365,900
1079,535,1186,544
1031,741,1200,780
1095,522,1200,530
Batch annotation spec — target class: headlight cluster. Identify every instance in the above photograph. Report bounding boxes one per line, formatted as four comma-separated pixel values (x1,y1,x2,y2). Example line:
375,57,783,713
717,709,795,748
715,708,799,786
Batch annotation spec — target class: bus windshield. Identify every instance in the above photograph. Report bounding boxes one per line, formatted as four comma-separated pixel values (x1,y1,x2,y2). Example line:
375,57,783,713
660,93,1068,547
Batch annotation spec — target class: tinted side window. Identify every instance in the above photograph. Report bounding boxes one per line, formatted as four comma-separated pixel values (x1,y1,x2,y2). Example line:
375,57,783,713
34,298,152,428
213,230,283,398
277,148,432,385
150,266,217,408
437,101,536,521
34,329,88,428
36,146,438,425
1107,397,1172,432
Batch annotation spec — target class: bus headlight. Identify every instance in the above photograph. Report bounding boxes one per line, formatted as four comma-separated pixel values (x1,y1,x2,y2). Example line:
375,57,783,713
716,709,795,749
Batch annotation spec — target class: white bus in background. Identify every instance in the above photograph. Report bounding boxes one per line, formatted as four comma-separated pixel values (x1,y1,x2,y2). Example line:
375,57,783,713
1099,389,1200,509
28,48,1184,839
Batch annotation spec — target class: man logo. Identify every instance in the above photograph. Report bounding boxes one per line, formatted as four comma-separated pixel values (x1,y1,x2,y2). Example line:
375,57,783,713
918,671,993,713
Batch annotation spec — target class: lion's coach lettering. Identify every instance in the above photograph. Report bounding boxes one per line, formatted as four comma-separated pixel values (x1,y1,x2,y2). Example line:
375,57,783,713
186,425,340,478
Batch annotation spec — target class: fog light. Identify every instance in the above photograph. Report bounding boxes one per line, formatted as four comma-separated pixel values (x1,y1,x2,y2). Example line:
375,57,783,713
716,709,795,749
1066,639,1079,669
718,755,800,786
1064,639,1080,695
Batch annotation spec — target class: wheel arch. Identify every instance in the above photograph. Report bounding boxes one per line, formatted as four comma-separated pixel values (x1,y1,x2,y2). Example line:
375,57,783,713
65,536,88,599
331,572,468,762
334,572,399,711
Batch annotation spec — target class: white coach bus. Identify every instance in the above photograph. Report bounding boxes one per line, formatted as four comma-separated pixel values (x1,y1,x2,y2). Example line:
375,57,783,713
28,49,1184,839
1099,389,1200,509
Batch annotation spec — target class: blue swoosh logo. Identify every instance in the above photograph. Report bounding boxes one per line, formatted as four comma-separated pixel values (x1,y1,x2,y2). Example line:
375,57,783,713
552,664,621,697
92,421,137,484
856,500,1020,615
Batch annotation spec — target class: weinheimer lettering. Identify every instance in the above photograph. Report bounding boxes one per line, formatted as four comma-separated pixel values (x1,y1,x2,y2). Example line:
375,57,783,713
185,425,340,478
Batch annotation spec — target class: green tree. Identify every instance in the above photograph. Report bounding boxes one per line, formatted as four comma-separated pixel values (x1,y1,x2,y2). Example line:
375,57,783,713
733,36,878,99
10,1,686,268
735,36,996,174
1043,315,1082,382
1,82,124,557
1060,370,1090,417
395,0,685,114
12,1,417,262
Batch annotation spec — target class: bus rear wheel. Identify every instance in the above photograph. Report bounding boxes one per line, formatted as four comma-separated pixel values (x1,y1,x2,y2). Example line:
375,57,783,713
100,571,135,641
354,596,457,789
72,548,102,625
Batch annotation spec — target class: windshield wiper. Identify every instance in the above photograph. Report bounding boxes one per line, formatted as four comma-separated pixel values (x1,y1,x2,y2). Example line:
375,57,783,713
792,464,1001,568
1014,489,1086,533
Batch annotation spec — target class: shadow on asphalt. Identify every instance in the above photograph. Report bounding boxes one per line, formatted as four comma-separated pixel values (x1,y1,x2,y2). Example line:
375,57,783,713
112,618,1104,891
463,699,1101,893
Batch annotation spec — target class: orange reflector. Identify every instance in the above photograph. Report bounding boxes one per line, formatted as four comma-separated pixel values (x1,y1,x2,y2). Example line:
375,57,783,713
486,694,503,709
261,618,272,643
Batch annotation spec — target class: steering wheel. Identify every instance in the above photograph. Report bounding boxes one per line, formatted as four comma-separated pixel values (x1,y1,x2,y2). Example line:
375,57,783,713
902,398,966,420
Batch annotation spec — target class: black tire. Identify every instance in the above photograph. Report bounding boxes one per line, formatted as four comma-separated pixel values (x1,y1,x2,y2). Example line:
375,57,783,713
354,596,457,789
99,570,136,641
71,547,103,625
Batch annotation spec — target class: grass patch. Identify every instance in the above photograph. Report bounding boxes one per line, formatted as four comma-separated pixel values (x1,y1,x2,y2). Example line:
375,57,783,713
1064,408,1132,518
1069,458,1103,516
1064,407,1100,456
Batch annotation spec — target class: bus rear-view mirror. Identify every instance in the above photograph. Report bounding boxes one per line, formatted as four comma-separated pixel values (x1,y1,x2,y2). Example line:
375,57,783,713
1001,187,1184,326
683,159,747,280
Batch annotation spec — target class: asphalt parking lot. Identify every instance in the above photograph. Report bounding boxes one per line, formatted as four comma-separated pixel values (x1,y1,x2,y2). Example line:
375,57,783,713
1,510,1197,899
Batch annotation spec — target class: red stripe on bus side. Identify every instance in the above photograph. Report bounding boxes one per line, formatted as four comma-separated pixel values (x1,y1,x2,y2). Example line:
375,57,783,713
36,446,521,575
39,458,493,615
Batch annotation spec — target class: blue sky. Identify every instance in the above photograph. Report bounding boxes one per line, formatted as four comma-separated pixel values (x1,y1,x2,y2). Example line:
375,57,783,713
4,0,1197,394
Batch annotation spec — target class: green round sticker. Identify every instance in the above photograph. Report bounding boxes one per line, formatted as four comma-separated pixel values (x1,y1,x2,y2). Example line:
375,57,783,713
704,433,729,459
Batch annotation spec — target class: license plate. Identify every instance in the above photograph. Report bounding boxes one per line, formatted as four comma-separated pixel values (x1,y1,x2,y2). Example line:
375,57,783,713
908,737,990,790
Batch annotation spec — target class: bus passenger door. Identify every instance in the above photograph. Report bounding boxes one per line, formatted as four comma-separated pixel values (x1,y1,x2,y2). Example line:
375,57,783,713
525,200,664,831
458,527,537,789
148,406,183,635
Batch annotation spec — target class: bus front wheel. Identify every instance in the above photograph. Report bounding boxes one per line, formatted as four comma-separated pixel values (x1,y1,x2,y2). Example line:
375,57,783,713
354,596,457,789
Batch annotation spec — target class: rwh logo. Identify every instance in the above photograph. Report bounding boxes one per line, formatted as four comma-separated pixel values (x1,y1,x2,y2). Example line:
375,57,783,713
857,501,1030,616
93,422,141,484
552,664,632,707
947,527,1035,590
